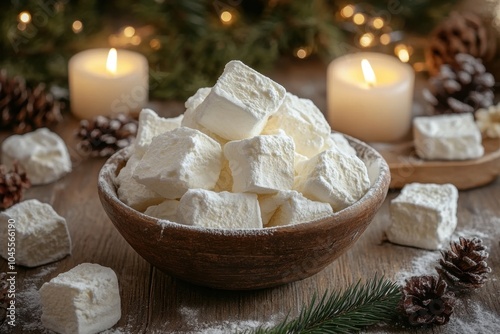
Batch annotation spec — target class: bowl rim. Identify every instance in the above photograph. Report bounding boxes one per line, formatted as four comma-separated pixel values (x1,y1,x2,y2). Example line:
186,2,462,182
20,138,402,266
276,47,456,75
98,133,391,238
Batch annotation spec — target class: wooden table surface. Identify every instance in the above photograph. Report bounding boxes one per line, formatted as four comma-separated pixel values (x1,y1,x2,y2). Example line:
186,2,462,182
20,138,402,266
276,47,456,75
1,59,499,333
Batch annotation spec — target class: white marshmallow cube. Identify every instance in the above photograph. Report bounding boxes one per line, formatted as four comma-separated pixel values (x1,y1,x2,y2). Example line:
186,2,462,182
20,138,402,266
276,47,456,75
322,133,357,156
178,189,262,229
197,60,286,140
134,108,183,157
259,190,333,227
294,148,370,211
386,183,458,250
413,114,484,160
115,152,164,211
134,127,222,199
144,199,179,222
0,199,71,267
224,134,294,194
1,128,71,185
262,92,331,157
40,263,121,334
182,87,212,129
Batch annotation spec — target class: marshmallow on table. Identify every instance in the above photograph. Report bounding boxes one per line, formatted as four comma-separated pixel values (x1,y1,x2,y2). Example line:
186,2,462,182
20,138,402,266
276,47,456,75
1,128,71,185
134,108,183,157
224,134,294,194
262,92,331,158
259,190,334,227
197,60,286,140
386,183,458,250
134,127,222,199
115,152,164,212
40,263,121,334
413,114,484,160
294,148,371,211
0,199,71,267
178,189,262,229
144,199,179,222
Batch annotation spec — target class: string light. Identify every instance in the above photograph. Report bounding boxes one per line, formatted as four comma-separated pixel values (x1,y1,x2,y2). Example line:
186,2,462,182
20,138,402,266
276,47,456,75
296,47,308,59
72,20,83,33
150,38,161,50
220,11,233,25
394,44,411,63
413,62,426,72
371,17,384,29
131,35,141,45
359,33,374,47
17,23,26,31
380,33,391,45
340,5,355,18
123,26,135,38
18,11,31,23
353,13,365,25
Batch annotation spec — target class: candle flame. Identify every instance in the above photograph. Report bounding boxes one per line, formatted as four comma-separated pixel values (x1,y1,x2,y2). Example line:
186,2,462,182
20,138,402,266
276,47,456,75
106,48,117,75
361,59,376,87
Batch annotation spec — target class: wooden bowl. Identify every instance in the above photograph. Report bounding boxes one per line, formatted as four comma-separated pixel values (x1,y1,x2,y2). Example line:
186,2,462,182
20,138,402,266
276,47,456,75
98,135,390,290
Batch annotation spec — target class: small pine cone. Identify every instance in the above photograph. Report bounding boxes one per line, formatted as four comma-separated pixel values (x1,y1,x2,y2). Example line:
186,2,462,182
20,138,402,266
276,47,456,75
426,12,496,76
0,162,31,210
400,275,455,327
0,272,9,325
423,53,495,115
0,69,62,134
436,237,492,291
76,113,138,158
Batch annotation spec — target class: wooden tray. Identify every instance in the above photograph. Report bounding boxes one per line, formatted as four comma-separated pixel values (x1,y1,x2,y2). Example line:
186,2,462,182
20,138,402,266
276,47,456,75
372,138,500,190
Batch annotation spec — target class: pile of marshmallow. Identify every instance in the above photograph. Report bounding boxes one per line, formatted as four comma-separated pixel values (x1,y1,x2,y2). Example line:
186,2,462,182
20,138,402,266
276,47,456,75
116,60,372,229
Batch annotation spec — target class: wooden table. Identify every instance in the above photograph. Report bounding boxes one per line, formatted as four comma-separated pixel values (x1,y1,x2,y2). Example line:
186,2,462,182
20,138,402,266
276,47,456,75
1,59,499,333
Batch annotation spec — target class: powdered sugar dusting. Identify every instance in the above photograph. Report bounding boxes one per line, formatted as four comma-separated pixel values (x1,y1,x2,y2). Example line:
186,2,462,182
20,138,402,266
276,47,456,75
15,265,57,332
395,250,441,285
446,301,500,334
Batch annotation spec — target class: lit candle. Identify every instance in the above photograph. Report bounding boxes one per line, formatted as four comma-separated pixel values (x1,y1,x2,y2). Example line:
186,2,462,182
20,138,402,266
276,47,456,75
69,48,148,119
327,52,414,142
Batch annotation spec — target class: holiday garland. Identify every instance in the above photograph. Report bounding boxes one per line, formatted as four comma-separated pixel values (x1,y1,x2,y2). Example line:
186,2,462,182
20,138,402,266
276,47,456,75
0,0,459,100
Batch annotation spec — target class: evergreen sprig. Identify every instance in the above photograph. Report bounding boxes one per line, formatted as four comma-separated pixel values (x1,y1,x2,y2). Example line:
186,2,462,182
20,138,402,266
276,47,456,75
249,275,401,334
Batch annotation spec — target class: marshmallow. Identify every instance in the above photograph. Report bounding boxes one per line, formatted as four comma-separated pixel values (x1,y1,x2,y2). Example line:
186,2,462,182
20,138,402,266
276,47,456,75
294,149,370,211
224,134,294,194
40,263,121,334
413,114,484,160
262,93,331,157
135,108,183,156
214,158,233,192
134,127,222,199
115,152,164,211
1,128,71,185
386,183,458,250
259,190,333,227
197,60,286,140
178,189,262,229
322,133,357,156
182,87,212,129
0,199,71,267
144,199,179,222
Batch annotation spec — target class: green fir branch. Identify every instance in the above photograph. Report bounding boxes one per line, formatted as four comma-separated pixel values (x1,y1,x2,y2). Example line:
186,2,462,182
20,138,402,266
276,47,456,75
249,275,401,334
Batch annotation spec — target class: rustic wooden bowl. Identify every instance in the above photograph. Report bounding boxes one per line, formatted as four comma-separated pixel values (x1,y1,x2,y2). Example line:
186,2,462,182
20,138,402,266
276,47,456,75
98,135,390,290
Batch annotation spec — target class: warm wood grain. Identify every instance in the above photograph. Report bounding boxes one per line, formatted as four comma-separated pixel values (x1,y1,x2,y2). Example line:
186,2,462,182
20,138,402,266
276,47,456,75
1,59,499,333
373,138,500,190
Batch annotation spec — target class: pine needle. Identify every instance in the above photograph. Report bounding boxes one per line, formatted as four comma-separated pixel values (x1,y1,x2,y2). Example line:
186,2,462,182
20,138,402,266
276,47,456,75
248,275,401,334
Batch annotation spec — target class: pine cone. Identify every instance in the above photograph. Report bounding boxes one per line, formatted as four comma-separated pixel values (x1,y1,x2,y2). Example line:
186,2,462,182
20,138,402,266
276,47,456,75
423,53,494,115
76,113,138,158
0,162,31,210
426,12,496,76
0,70,62,134
0,272,9,325
436,237,492,291
400,275,455,326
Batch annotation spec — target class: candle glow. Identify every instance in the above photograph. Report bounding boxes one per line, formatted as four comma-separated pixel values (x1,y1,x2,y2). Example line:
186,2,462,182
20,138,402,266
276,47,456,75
106,48,118,75
361,59,376,87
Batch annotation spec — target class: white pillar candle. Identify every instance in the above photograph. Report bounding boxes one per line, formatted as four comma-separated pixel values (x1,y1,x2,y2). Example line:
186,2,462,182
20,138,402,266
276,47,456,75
69,48,148,119
327,52,414,142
